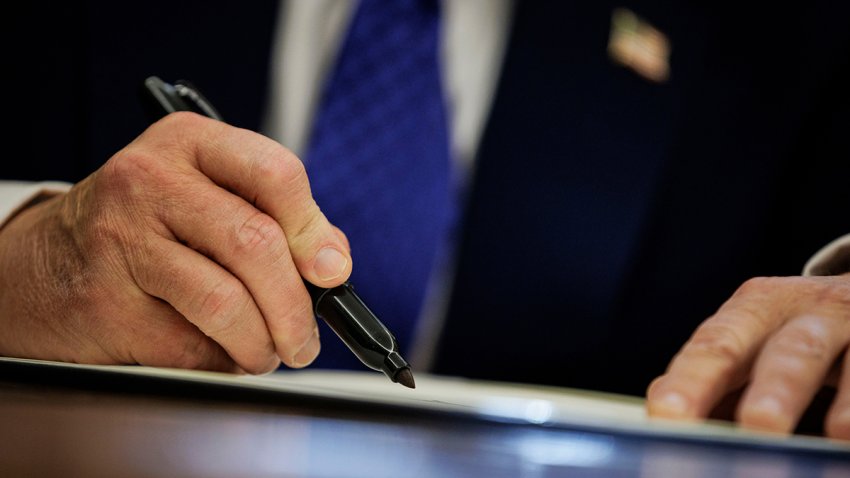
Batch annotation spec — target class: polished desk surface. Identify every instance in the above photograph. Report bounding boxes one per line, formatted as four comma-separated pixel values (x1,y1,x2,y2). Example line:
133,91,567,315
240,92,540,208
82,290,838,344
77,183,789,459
0,360,848,477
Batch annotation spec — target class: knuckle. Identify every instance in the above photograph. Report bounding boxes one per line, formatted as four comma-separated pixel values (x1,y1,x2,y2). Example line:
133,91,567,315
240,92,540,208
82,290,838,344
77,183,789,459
234,211,285,256
811,278,850,308
769,323,830,362
734,276,776,297
102,150,161,191
158,110,206,131
253,145,308,192
293,209,327,245
196,278,245,336
135,111,214,170
686,322,748,367
97,151,176,220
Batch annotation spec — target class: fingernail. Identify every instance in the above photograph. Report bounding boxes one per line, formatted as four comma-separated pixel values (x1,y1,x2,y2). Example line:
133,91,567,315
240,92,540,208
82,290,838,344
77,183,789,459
313,247,348,281
293,328,320,368
653,392,690,417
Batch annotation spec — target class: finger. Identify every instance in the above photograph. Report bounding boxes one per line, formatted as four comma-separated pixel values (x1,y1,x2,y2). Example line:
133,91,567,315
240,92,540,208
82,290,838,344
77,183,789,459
157,176,320,368
129,234,281,374
151,112,352,287
124,297,242,373
826,352,850,440
736,314,849,434
647,281,781,419
647,317,763,419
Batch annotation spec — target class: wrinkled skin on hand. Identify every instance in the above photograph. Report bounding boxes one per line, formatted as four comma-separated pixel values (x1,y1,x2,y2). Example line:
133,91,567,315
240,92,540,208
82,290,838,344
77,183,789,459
648,274,850,440
0,113,351,374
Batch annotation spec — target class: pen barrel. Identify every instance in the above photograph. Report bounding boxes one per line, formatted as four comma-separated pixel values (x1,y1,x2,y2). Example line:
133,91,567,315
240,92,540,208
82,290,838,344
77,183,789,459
305,282,408,379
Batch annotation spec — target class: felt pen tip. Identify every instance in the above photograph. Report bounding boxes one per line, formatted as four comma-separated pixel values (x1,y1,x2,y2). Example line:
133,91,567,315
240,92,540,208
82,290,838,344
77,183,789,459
395,368,416,389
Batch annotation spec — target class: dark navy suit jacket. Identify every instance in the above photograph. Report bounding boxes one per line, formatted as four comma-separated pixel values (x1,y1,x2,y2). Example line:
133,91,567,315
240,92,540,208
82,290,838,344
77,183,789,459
8,1,850,397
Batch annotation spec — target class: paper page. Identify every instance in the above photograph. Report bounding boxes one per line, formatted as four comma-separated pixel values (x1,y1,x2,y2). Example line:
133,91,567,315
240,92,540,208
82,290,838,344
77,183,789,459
1,356,847,454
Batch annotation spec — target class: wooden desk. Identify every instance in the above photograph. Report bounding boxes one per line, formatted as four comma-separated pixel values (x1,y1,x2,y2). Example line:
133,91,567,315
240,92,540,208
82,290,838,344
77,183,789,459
1,361,848,477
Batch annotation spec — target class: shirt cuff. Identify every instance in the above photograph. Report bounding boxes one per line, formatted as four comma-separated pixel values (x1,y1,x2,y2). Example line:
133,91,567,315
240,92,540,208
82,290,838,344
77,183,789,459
803,233,850,276
0,180,72,228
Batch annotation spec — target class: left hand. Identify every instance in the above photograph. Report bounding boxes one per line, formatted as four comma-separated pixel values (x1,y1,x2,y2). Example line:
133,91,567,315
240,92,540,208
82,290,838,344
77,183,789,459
646,274,850,439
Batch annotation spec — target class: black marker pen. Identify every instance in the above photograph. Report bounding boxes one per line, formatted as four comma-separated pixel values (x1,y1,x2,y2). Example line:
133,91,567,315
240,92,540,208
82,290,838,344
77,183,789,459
141,76,415,389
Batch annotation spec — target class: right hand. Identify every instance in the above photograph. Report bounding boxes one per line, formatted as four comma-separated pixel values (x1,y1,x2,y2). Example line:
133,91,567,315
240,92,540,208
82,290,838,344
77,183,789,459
0,112,352,374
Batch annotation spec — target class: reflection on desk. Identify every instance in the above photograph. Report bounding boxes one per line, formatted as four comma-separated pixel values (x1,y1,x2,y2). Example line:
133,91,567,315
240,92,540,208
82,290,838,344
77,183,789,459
0,358,847,477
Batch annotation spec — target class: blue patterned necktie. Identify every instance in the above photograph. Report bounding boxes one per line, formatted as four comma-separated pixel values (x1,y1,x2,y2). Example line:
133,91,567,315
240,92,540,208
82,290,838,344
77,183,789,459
305,0,454,370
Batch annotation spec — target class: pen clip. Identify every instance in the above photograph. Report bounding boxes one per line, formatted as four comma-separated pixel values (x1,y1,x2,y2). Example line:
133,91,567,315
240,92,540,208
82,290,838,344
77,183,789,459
140,76,223,122
174,80,223,121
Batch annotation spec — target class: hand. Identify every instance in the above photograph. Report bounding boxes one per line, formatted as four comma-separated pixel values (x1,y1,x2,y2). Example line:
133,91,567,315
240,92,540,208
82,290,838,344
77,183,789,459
0,112,352,374
647,274,850,439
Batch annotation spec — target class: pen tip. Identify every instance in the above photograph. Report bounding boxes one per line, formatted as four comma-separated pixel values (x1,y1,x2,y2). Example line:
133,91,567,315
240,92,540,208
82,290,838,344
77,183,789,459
395,368,416,389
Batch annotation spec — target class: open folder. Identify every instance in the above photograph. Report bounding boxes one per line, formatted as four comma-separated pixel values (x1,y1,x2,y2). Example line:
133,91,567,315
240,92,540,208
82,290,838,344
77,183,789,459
1,356,847,456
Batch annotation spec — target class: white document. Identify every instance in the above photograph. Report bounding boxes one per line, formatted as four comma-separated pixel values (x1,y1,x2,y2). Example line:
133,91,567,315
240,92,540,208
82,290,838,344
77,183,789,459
1,356,847,454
